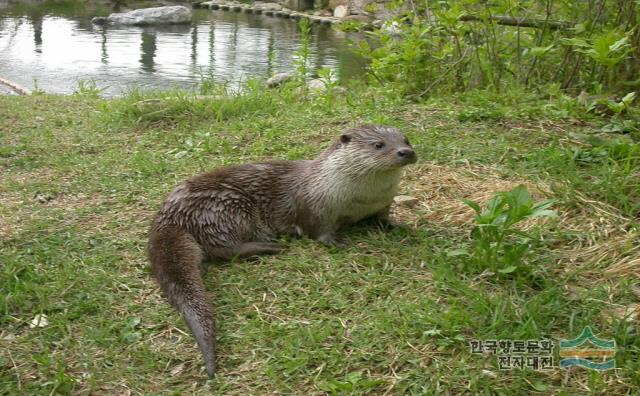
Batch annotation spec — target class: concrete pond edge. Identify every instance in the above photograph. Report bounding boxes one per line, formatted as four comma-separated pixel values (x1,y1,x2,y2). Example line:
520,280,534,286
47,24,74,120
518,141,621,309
194,1,376,28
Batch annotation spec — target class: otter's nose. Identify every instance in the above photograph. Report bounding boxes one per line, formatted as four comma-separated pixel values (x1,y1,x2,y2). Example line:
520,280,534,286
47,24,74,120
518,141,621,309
397,148,416,162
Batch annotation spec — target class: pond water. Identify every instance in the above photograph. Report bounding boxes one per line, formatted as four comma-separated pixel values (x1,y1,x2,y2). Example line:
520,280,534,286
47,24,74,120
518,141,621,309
0,4,366,96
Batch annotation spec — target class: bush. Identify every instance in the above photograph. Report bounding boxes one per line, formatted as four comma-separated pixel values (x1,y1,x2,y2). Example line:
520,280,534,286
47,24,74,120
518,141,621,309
357,0,640,98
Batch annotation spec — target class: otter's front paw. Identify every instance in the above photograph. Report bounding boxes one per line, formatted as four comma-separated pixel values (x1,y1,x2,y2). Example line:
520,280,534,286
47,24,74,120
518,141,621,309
317,233,348,248
376,217,408,231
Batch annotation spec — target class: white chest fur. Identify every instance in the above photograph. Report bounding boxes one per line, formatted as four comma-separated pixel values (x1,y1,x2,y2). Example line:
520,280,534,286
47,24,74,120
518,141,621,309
309,164,402,224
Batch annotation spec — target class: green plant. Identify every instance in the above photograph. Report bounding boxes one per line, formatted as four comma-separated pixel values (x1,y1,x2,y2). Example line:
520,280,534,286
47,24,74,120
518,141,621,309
74,79,106,98
294,18,312,83
356,1,640,97
335,20,366,32
461,185,557,274
318,371,384,394
31,78,45,95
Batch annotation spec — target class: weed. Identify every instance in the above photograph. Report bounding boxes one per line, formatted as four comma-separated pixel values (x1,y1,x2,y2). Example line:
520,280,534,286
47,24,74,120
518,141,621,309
294,18,312,83
335,20,367,32
525,137,640,217
459,185,557,274
74,79,107,99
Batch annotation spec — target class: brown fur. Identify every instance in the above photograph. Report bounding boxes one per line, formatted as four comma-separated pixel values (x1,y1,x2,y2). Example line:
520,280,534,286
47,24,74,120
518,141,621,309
148,125,417,377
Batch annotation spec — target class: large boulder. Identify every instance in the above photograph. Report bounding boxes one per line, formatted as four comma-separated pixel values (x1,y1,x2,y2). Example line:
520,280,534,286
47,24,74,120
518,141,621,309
92,6,192,26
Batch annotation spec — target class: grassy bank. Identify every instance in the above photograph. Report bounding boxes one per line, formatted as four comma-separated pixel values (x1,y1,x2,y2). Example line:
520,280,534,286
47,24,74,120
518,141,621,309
1,84,639,395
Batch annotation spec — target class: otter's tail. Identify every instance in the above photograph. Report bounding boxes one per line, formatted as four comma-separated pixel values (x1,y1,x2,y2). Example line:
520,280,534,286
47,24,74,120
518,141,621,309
148,225,216,377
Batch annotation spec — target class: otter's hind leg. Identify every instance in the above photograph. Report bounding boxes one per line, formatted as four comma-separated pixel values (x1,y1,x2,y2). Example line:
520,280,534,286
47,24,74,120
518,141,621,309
207,241,284,260
149,226,216,377
236,242,284,257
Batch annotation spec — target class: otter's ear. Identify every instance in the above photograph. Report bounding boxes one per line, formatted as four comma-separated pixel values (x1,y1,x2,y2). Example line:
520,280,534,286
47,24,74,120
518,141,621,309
340,134,352,144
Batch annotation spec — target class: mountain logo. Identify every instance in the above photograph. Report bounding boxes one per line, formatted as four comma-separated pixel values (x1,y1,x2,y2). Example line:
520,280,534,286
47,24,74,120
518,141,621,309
559,326,616,370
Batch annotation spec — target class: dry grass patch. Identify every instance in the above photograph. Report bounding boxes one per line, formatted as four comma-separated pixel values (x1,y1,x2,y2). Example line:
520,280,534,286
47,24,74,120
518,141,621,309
554,191,639,278
396,163,547,228
395,162,639,280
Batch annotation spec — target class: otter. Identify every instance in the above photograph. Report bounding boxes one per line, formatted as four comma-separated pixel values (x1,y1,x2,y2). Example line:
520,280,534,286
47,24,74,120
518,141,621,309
148,125,417,377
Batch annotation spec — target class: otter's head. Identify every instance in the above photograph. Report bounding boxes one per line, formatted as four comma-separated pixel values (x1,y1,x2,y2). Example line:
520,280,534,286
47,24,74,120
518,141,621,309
327,125,417,173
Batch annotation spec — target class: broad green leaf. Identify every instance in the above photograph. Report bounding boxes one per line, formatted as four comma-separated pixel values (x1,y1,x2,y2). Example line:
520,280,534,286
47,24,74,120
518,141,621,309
447,248,469,257
505,229,532,240
423,328,443,337
609,36,630,52
533,382,548,391
345,371,363,383
498,265,518,274
560,37,588,47
511,185,532,207
530,209,558,218
462,199,481,214
531,44,554,57
571,23,586,34
621,92,636,106
532,199,556,211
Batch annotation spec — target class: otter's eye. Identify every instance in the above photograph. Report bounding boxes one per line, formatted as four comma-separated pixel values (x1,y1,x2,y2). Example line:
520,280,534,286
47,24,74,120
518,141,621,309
404,138,410,145
374,142,385,149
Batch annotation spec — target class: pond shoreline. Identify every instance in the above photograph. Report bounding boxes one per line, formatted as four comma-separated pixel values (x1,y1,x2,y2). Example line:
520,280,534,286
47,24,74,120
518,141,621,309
0,5,367,96
0,76,31,95
196,1,339,26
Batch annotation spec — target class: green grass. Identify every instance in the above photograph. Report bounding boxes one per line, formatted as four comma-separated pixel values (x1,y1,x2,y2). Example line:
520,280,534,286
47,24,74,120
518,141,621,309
1,85,639,395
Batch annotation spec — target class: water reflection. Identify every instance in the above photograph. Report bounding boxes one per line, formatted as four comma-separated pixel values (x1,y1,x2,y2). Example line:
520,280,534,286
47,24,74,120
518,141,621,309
140,31,156,73
31,14,42,51
0,9,366,95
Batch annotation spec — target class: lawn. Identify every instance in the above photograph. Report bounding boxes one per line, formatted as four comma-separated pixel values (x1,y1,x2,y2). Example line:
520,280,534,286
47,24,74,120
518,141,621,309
1,85,638,394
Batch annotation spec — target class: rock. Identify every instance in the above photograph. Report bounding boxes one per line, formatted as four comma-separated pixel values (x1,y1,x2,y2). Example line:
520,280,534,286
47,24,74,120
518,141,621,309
91,16,108,25
307,78,326,91
34,192,55,204
349,0,408,19
312,9,333,16
279,0,314,11
198,0,226,8
333,4,349,18
342,14,372,22
91,6,192,26
304,79,347,94
253,2,283,11
266,72,295,87
394,195,419,207
349,0,369,14
319,17,335,25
